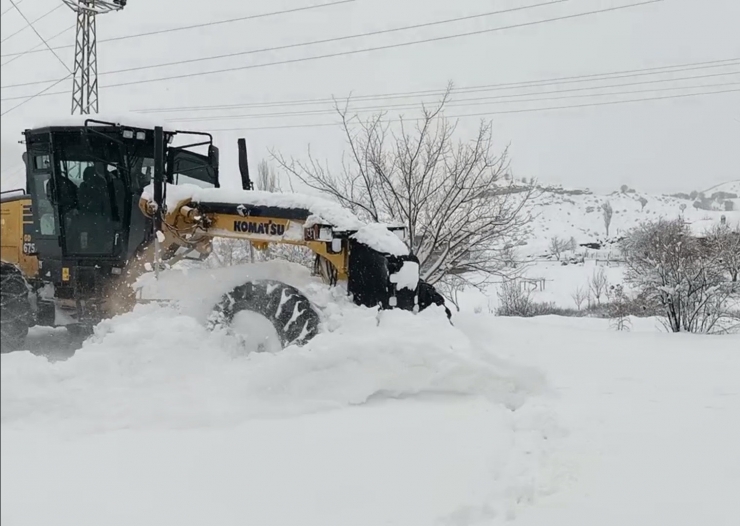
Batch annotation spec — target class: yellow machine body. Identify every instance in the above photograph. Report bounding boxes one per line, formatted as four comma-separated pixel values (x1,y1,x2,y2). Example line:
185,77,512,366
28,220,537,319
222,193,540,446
0,195,39,278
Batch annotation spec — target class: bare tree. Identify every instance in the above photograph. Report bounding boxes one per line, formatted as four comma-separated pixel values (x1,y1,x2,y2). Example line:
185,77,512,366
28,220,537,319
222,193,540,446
602,201,614,237
622,218,739,333
549,236,567,261
589,267,609,305
257,159,280,192
273,92,532,286
639,197,648,211
607,284,632,331
571,286,588,311
435,275,466,312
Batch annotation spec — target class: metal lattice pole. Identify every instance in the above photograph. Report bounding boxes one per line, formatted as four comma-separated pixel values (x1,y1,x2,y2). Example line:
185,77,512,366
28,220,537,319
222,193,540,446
70,2,94,114
64,0,126,115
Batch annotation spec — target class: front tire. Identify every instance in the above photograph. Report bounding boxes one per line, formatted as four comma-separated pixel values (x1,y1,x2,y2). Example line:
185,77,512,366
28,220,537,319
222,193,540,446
1,263,32,352
209,280,320,349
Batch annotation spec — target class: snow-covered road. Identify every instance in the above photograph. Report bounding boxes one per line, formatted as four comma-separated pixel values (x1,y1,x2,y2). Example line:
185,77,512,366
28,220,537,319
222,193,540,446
466,316,740,526
2,270,739,525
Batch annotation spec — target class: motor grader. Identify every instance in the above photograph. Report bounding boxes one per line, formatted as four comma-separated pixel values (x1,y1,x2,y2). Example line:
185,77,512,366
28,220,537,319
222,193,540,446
0,117,446,351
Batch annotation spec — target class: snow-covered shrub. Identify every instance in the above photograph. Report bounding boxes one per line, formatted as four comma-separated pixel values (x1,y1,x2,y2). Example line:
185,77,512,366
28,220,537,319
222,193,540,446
621,219,739,334
496,281,537,317
206,238,314,271
704,222,740,282
206,238,252,268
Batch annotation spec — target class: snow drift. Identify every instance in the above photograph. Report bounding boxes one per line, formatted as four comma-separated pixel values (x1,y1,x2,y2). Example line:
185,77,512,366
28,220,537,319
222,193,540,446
1,262,544,434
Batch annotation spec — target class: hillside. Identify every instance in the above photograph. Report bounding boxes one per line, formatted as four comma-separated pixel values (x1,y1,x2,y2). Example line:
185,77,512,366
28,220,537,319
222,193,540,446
522,182,740,256
451,181,740,313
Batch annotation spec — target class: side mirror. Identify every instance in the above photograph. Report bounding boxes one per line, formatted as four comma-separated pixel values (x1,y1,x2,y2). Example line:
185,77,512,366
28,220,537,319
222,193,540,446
208,145,220,184
237,138,253,190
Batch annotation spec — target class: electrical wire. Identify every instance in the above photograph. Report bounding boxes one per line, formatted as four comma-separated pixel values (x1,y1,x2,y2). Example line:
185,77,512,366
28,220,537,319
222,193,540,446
165,76,740,123
0,0,25,17
95,0,569,77
1,3,64,43
132,58,740,114
0,0,665,101
5,0,71,75
0,0,357,57
1,74,71,116
3,0,567,88
199,88,740,132
1,24,73,68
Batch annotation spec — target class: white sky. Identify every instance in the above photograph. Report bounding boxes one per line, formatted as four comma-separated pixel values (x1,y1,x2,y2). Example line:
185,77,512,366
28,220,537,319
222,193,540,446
1,0,739,194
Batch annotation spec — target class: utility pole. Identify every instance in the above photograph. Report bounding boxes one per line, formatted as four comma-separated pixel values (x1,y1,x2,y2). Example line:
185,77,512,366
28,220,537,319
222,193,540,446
62,1,127,115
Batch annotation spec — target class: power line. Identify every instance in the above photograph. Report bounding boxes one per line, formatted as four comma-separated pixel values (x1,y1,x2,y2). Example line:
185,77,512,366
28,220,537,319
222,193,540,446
1,24,73,68
132,58,740,114
0,0,357,58
200,88,740,132
164,76,740,123
0,0,25,17
96,0,570,77
0,0,666,101
3,0,567,88
1,74,71,116
5,1,71,76
1,3,64,43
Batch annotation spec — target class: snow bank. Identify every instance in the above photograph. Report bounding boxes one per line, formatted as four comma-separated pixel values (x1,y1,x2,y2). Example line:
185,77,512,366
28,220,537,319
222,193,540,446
2,263,543,433
142,183,366,231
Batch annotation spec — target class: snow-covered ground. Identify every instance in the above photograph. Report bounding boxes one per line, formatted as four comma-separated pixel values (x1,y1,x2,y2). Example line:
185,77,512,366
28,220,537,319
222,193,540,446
2,262,739,525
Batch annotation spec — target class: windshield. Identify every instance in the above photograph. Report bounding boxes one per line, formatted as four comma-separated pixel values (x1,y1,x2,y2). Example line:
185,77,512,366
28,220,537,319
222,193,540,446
58,159,127,256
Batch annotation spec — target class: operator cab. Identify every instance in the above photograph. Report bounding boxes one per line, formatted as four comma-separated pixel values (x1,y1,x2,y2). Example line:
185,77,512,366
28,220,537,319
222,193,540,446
22,117,219,279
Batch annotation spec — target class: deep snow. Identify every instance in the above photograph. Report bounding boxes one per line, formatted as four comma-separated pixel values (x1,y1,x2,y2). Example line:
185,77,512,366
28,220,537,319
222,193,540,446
2,262,739,525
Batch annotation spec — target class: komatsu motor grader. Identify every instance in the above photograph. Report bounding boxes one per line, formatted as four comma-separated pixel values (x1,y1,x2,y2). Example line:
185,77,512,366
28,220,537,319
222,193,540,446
0,117,446,351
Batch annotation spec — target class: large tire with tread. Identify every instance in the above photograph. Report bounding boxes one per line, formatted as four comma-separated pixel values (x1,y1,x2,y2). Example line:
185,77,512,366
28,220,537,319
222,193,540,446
209,280,320,348
1,263,32,352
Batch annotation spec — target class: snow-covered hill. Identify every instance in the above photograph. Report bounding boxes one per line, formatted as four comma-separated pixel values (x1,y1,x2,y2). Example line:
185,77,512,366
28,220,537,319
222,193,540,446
521,181,740,257
448,180,740,313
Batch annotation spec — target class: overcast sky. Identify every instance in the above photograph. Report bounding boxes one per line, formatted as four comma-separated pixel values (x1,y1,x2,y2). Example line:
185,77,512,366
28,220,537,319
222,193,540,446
1,0,738,193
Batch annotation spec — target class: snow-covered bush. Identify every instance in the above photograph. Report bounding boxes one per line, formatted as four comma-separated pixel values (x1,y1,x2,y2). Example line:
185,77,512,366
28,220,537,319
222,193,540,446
621,219,739,333
496,281,537,317
704,223,740,282
206,238,314,271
